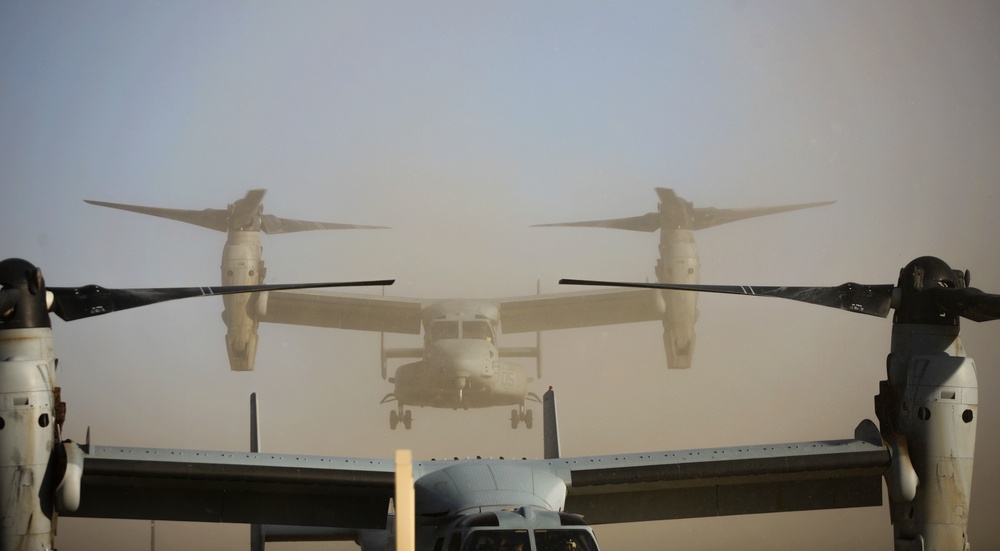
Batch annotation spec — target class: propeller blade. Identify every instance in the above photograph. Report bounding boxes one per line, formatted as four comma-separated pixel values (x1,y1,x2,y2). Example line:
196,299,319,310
532,212,660,232
85,200,230,232
49,279,394,321
259,215,389,234
559,279,895,318
929,287,1000,322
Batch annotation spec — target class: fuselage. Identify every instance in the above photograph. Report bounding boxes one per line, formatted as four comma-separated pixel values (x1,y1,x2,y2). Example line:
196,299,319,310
409,461,598,551
389,300,532,409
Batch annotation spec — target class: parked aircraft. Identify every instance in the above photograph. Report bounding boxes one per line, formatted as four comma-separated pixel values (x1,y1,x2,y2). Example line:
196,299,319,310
1,255,992,551
85,189,388,371
561,255,996,551
0,257,391,551
535,188,834,369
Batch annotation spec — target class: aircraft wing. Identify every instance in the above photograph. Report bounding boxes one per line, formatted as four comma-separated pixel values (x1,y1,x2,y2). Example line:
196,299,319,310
497,288,663,333
260,290,425,334
553,420,890,524
62,445,395,529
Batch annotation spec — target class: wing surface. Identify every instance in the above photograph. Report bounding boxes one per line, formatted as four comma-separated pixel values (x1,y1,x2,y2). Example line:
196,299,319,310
498,288,663,333
63,445,395,528
260,290,425,334
551,420,889,524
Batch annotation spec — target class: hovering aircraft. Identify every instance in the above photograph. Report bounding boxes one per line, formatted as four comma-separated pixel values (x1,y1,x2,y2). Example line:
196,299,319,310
88,191,671,430
3,256,994,551
85,189,388,372
561,255,998,551
256,286,664,429
535,187,834,369
0,257,392,551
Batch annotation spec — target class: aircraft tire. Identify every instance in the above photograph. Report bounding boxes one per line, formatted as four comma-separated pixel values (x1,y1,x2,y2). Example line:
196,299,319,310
510,409,519,429
402,410,412,430
524,409,533,430
389,409,398,430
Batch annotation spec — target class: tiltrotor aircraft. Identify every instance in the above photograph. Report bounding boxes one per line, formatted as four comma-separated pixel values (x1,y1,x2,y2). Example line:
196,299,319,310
562,255,997,551
535,187,834,369
85,189,388,371
0,257,392,551
3,256,995,551
87,192,672,430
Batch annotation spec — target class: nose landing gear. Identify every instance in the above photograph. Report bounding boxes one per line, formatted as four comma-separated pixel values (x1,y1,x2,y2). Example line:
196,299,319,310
509,405,533,429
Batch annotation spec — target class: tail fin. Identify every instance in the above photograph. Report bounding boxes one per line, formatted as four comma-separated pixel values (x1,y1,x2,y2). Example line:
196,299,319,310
543,388,560,459
250,393,265,551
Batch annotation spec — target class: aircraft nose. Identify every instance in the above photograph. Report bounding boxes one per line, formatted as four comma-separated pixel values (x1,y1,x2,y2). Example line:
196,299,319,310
430,340,496,379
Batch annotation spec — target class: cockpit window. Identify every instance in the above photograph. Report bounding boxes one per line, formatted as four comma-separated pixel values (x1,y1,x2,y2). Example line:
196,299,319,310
462,320,495,342
430,320,460,341
534,530,597,551
464,529,529,551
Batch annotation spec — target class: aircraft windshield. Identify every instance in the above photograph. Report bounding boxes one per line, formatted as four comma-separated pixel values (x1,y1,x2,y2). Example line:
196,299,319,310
462,320,495,342
461,529,597,551
430,320,460,341
533,530,597,551
464,530,529,551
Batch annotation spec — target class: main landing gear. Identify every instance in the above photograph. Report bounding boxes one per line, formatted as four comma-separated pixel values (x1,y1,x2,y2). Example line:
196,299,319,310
510,404,533,429
389,407,412,430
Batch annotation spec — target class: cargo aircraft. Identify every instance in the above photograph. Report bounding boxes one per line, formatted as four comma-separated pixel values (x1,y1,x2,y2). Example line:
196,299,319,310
0,255,993,551
87,192,668,429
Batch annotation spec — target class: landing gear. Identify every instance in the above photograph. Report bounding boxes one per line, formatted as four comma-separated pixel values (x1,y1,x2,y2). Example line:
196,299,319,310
390,407,413,430
509,405,533,429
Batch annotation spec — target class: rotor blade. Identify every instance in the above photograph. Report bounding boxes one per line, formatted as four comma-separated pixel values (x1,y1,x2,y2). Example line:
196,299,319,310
929,286,1000,322
259,214,389,234
559,279,894,318
692,201,836,231
84,200,229,232
48,279,394,321
0,289,21,313
532,212,660,232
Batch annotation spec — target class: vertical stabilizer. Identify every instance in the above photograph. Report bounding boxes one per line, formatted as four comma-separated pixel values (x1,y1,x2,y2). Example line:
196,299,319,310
250,393,261,453
543,388,560,459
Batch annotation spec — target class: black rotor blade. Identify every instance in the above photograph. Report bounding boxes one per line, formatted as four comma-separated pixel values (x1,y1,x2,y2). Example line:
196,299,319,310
929,286,1000,322
49,279,394,321
559,279,895,318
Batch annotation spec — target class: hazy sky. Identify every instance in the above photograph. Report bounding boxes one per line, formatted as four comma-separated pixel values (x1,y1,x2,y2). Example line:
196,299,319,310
2,2,999,550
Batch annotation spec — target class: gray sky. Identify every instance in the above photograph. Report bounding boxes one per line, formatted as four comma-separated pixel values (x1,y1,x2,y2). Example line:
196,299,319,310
2,2,999,549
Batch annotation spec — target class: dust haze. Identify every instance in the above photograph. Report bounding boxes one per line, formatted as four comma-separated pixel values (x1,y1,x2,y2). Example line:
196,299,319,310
1,2,999,550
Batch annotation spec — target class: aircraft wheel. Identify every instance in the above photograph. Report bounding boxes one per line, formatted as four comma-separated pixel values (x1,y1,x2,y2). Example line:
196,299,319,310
402,410,412,430
389,409,398,430
510,409,519,429
524,409,533,430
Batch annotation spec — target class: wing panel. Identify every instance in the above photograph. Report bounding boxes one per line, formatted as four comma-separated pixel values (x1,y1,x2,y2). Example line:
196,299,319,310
260,290,423,334
498,289,662,333
63,446,394,528
558,425,890,525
